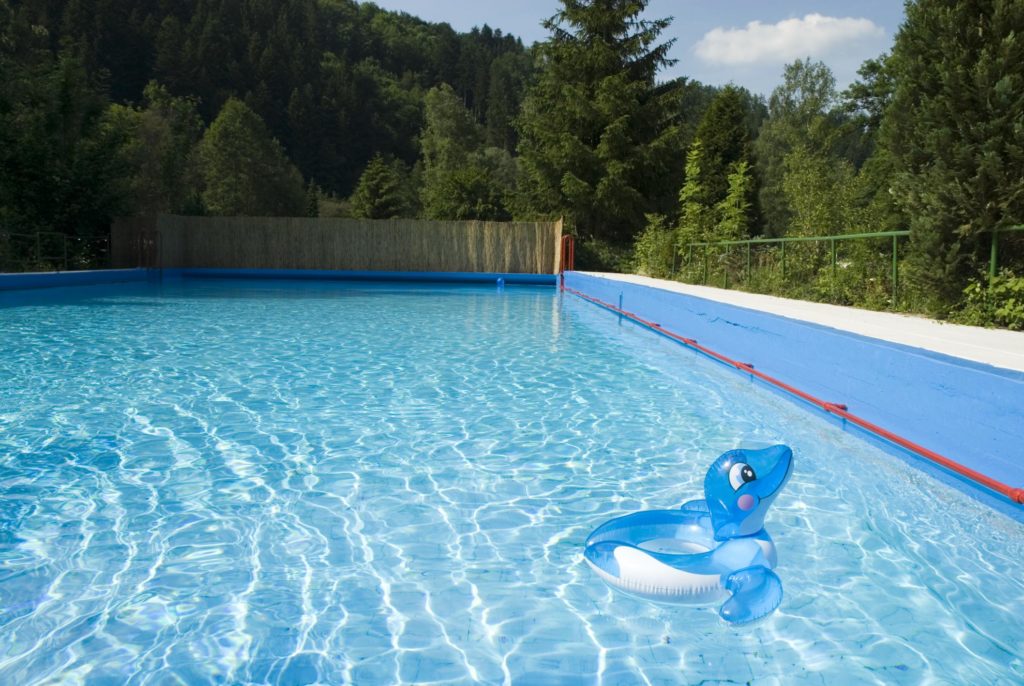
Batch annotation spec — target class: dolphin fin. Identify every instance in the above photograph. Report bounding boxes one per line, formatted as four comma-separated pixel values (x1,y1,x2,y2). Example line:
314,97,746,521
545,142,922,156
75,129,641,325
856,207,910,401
719,565,783,625
680,499,709,513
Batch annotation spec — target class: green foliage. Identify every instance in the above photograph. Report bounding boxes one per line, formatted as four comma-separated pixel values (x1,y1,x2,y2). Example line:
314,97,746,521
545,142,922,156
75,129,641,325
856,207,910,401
420,84,515,220
0,14,128,236
694,86,753,207
714,160,754,240
575,237,634,273
632,213,676,277
10,0,532,198
349,154,419,219
198,98,306,216
425,164,513,221
106,82,205,216
953,272,1024,330
879,0,1024,316
782,146,856,236
515,0,683,243
305,182,320,218
754,59,842,236
485,51,533,152
677,138,712,243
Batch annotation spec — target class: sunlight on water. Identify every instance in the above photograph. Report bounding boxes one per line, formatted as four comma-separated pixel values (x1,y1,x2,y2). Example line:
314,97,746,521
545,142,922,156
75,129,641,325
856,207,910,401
1,279,1022,685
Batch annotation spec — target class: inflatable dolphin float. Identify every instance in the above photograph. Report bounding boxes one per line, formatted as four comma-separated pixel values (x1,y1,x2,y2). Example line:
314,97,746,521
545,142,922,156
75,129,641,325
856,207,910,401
584,445,793,624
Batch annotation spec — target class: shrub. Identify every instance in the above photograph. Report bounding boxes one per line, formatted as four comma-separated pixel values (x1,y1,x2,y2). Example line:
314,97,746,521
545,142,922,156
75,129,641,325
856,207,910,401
952,272,1024,330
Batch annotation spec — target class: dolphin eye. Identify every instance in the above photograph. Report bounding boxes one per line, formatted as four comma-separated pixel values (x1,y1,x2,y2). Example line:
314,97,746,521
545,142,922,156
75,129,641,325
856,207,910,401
728,463,757,490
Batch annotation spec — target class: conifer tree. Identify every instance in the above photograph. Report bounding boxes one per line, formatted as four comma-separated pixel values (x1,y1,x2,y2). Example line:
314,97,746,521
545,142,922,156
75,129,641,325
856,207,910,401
349,154,418,219
694,86,752,207
516,0,682,244
879,0,1024,313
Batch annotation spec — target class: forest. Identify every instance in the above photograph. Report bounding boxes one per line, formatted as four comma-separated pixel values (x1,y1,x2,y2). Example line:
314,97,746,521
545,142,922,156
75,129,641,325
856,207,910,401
1,0,1022,326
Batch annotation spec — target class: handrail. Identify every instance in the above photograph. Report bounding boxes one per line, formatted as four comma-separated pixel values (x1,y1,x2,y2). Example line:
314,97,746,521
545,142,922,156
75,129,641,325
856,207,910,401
562,284,1024,506
989,224,1024,285
559,234,575,277
687,230,909,248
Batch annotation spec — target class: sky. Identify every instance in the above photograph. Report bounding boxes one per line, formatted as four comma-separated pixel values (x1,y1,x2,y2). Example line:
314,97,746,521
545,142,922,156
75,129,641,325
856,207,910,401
369,1,906,96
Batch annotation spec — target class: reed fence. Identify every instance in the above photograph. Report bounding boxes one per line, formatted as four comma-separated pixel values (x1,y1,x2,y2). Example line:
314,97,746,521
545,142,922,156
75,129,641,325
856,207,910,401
112,215,564,274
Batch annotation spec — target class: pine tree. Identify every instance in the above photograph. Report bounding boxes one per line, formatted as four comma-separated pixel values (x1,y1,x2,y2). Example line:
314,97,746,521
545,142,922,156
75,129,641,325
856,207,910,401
198,98,306,216
879,0,1024,313
694,86,752,207
349,154,418,219
305,181,320,218
516,0,682,244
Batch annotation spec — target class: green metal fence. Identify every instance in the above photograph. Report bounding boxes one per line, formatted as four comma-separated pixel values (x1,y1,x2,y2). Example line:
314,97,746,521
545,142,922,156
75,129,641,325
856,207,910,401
681,225,1024,307
0,231,111,273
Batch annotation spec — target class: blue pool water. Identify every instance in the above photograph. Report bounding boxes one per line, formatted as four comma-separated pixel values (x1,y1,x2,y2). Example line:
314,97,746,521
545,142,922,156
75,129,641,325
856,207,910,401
1,278,1022,685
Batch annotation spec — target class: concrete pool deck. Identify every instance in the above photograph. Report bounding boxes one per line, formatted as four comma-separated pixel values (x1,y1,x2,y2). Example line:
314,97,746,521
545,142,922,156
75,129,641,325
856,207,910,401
583,272,1024,373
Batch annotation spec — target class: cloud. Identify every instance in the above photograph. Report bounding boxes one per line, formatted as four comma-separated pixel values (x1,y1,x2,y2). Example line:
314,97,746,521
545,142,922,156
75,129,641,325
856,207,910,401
694,14,885,65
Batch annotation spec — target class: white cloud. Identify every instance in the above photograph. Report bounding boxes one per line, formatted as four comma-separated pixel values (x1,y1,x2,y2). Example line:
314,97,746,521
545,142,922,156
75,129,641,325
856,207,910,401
694,14,885,65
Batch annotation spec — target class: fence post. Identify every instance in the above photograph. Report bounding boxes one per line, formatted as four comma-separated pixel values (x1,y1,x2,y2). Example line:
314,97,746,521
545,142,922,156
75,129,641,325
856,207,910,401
892,234,899,306
746,242,751,282
35,232,41,266
989,228,1000,287
703,245,708,285
724,245,730,288
781,242,786,281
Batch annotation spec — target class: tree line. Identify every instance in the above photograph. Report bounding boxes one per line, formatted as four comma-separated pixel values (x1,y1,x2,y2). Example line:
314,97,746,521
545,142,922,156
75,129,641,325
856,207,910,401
1,0,1022,324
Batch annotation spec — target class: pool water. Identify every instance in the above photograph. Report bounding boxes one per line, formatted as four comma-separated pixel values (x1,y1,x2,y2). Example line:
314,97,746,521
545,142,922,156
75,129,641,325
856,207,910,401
1,279,1022,685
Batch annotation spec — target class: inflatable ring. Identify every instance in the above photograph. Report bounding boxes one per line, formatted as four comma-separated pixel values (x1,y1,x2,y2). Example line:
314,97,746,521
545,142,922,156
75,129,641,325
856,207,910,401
584,445,793,624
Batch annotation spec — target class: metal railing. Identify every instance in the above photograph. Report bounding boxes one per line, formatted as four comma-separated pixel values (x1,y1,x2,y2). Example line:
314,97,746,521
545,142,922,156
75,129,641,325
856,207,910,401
0,231,112,273
682,225,1024,305
560,234,575,273
988,225,1024,285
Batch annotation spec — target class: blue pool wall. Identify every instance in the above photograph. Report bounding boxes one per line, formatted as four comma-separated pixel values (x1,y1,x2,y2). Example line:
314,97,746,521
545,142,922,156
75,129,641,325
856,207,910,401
0,268,151,290
564,272,1024,517
0,268,556,291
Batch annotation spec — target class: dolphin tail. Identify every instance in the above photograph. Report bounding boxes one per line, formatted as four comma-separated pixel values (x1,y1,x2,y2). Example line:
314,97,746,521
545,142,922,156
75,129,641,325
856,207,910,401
719,565,783,625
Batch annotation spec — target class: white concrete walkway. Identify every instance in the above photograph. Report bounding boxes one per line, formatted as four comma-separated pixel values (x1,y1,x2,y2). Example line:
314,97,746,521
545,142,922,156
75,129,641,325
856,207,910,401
583,272,1024,373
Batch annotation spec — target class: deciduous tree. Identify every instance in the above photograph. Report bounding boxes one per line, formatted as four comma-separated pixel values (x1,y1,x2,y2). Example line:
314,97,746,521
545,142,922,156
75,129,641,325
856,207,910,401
198,98,305,216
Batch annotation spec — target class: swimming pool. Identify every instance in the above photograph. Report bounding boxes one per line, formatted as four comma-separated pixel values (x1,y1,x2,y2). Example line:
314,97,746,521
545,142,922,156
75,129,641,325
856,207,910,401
1,278,1022,684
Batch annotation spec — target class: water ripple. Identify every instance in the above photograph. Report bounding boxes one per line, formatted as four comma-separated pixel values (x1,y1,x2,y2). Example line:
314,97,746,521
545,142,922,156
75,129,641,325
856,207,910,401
0,280,1022,685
